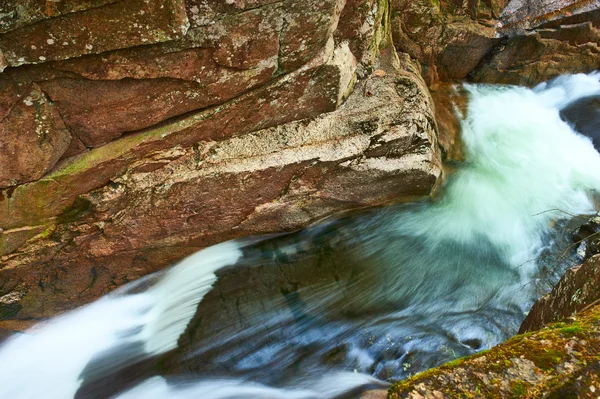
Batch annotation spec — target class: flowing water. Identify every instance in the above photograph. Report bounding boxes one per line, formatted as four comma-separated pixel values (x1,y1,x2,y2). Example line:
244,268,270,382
1,73,600,399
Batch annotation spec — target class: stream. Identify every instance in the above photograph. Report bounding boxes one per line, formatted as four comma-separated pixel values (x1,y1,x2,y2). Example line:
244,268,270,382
1,73,600,399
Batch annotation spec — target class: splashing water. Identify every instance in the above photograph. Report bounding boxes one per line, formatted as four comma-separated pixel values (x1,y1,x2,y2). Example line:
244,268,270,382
0,73,599,398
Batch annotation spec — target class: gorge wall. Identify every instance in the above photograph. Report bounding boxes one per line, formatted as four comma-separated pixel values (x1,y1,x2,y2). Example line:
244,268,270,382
0,3,599,398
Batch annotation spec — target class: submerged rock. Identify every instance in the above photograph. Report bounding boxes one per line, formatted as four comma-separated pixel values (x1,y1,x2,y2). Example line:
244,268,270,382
160,48,442,379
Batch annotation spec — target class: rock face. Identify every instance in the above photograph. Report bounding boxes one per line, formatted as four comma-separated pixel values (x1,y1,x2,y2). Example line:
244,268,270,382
472,10,600,85
391,0,600,86
0,0,445,322
391,0,505,84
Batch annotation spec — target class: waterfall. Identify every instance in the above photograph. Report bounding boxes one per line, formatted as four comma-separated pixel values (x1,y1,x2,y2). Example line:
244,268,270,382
0,73,599,399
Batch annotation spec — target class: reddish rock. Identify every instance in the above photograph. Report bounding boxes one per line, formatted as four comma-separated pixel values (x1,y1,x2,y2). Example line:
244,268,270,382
437,22,499,80
0,0,441,327
39,73,273,147
278,0,342,72
20,0,347,146
430,83,467,161
499,0,600,34
59,136,88,160
0,82,71,188
391,0,501,83
335,0,380,62
472,23,600,85
0,0,189,67
126,49,442,377
0,0,117,34
0,63,343,233
519,253,600,333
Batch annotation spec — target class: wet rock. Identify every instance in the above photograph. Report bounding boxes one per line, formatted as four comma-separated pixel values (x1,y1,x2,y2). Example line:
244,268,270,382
0,1,443,322
0,45,441,328
157,46,441,379
429,83,468,162
561,95,600,152
519,214,600,333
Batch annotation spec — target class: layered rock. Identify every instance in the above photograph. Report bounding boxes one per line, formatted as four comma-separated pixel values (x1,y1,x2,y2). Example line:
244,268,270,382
472,8,600,85
391,0,600,86
0,0,445,323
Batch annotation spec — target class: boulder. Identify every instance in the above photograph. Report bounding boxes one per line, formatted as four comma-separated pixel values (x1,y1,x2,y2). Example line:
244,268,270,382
561,95,600,152
519,254,600,334
0,0,445,323
0,44,442,322
519,214,600,333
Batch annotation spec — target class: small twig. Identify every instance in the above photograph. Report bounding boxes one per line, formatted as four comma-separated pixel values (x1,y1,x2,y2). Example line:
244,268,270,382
580,297,600,314
555,230,600,262
516,258,537,269
532,208,581,218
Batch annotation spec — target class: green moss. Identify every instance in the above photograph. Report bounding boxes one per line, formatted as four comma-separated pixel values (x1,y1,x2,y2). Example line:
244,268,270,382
559,325,584,336
510,381,527,397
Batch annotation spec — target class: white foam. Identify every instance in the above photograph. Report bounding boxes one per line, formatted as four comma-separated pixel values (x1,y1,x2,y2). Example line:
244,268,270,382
0,241,242,399
402,75,600,271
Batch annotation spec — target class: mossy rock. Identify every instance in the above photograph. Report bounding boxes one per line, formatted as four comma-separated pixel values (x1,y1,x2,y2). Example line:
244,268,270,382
388,304,600,398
